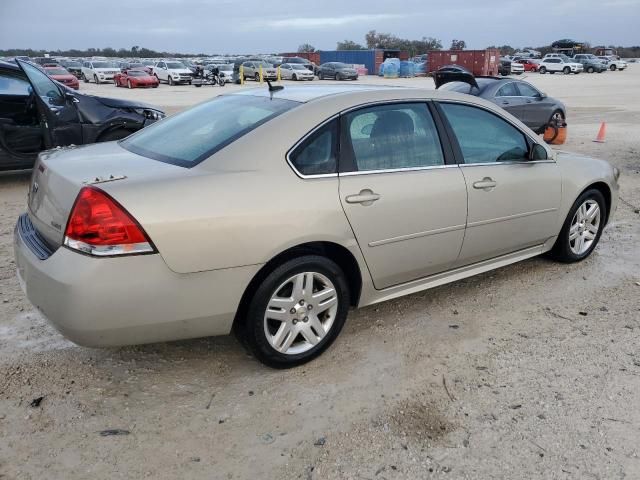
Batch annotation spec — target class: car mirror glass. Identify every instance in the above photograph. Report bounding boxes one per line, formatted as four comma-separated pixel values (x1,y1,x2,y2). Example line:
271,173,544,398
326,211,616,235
531,144,548,161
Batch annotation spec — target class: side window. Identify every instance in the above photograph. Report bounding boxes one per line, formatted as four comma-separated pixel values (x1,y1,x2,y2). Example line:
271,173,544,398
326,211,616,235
440,103,529,164
0,73,31,96
342,103,444,172
496,83,518,97
19,62,64,108
289,119,338,176
517,83,540,97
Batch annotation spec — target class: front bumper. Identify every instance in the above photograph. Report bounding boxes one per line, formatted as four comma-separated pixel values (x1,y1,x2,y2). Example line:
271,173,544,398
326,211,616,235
14,214,260,347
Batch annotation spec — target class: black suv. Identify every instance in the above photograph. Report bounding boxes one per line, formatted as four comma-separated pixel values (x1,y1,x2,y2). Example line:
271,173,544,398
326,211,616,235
0,60,165,171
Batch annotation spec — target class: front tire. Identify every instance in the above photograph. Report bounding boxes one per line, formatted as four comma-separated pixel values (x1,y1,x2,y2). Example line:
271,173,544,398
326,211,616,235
239,255,350,368
292,74,297,81
168,76,174,86
610,64,617,71
82,73,88,83
94,74,99,84
563,67,571,74
551,189,606,263
539,67,547,74
587,67,594,73
127,80,133,89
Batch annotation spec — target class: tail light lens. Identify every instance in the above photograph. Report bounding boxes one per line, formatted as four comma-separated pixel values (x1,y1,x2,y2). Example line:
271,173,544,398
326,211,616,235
64,187,155,256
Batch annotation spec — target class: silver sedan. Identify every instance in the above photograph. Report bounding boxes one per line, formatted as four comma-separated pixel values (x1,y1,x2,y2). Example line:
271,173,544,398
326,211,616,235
14,85,619,367
279,63,315,81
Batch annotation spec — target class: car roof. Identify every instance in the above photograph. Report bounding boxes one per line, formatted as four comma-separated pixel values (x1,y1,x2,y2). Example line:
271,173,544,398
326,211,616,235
231,84,494,106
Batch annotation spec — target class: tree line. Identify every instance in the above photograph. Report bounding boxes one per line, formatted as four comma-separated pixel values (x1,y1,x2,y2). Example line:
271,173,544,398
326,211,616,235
0,46,208,58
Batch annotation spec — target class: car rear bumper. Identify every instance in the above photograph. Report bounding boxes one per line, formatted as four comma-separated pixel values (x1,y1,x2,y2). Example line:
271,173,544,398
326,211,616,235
14,214,261,347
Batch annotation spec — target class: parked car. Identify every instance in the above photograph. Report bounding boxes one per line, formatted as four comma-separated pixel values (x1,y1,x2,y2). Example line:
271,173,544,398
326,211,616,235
318,62,358,80
572,54,607,73
118,62,152,74
538,57,583,74
153,61,193,85
597,56,627,71
0,60,165,171
499,59,524,76
436,72,566,134
81,60,120,83
216,64,234,83
59,60,83,78
241,61,278,81
13,84,618,367
279,63,315,81
283,57,314,71
43,66,80,90
114,70,160,89
516,59,539,72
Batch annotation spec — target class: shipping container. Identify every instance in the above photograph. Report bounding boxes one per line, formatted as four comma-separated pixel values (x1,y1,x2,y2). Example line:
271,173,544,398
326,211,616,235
318,49,403,75
427,49,500,76
279,52,321,65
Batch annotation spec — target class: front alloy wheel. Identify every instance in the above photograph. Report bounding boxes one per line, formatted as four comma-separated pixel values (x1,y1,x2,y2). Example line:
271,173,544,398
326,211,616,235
239,255,350,368
552,189,606,262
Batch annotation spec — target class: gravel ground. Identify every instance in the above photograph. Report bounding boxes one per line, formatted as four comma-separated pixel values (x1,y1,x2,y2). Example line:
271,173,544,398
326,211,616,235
0,68,639,480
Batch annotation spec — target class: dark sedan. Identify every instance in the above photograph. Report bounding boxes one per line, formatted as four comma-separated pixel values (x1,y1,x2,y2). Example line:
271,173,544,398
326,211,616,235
317,62,358,80
0,60,165,171
436,72,566,134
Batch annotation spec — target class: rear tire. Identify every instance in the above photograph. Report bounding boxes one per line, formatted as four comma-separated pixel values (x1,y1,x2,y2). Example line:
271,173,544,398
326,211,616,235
551,189,606,263
238,255,350,368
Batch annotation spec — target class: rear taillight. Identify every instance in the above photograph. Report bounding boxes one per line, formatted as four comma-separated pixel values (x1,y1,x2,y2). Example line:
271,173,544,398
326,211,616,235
64,187,155,256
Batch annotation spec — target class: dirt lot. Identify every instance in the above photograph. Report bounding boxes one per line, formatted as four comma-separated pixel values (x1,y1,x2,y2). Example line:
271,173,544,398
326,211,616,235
1,69,639,480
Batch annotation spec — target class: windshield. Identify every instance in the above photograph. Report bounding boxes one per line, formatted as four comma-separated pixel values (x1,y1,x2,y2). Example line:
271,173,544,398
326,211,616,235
259,61,273,67
291,65,308,70
166,62,186,69
128,63,145,68
121,95,299,167
333,63,348,68
93,62,116,68
127,70,147,76
219,64,232,70
46,68,69,75
63,61,81,67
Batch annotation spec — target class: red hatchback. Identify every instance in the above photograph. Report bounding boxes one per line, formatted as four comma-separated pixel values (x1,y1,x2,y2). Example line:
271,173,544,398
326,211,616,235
517,59,539,72
114,70,159,89
44,66,80,90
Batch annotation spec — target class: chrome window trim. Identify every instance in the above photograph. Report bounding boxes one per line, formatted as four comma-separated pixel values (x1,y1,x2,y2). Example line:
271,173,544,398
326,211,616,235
459,160,556,167
340,164,459,177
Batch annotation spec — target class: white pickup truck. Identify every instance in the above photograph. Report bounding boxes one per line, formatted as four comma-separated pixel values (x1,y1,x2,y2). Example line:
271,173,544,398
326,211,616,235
152,61,194,85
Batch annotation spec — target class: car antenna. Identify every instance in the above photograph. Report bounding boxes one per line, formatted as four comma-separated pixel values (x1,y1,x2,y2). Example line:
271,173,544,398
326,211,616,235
266,80,284,99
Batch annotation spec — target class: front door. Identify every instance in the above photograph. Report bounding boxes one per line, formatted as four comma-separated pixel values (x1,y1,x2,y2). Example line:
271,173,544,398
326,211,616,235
493,82,526,121
437,102,561,266
338,102,468,289
515,81,554,131
17,60,81,149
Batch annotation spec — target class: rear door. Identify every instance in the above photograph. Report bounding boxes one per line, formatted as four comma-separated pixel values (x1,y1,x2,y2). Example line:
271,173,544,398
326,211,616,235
17,60,81,149
437,101,561,266
338,102,468,289
494,82,525,120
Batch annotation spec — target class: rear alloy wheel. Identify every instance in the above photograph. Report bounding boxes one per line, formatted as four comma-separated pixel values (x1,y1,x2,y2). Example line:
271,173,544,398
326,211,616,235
563,67,571,74
539,67,547,74
551,189,606,262
240,255,350,368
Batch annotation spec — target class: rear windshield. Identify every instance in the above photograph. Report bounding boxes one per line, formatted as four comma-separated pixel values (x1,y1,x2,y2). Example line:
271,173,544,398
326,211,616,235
120,95,298,167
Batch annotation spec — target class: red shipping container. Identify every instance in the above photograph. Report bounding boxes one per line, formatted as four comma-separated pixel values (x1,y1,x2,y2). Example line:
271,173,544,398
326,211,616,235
427,49,500,76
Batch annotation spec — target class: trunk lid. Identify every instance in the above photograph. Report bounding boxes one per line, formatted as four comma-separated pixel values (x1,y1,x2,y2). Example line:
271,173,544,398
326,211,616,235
28,141,187,248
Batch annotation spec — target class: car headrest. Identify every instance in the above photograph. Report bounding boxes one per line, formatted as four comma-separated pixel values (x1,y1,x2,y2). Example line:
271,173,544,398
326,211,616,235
370,111,414,139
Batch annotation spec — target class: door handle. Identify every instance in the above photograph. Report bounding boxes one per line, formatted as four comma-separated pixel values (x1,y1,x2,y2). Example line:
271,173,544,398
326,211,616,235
501,101,509,105
345,189,381,206
473,177,497,191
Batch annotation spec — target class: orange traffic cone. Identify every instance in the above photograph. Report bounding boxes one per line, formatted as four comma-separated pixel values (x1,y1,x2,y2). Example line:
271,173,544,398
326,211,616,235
593,122,607,143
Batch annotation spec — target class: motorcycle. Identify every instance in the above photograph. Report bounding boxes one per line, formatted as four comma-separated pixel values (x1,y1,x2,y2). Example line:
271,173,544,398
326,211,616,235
193,66,225,87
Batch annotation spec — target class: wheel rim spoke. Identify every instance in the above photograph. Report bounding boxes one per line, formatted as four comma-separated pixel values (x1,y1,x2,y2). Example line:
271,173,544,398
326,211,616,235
263,270,339,356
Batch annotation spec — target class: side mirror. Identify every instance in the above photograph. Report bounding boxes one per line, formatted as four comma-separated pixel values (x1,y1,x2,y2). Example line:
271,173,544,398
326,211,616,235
530,144,548,160
65,92,79,103
538,92,547,99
